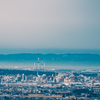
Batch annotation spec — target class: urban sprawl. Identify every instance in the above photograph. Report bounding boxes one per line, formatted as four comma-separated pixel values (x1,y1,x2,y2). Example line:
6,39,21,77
0,68,100,100
0,59,100,100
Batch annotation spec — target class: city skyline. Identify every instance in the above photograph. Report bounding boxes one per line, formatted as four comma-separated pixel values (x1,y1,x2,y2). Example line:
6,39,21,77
0,1,100,99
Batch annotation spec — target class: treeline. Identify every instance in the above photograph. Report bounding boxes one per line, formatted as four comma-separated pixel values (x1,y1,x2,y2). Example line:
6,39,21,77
0,53,100,63
0,69,55,76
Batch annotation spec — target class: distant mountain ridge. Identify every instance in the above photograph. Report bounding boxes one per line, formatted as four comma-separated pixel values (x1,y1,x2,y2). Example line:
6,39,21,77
0,53,100,65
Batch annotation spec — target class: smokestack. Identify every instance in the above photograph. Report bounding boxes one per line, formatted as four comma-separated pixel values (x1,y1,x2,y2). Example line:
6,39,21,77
37,58,39,69
34,63,36,69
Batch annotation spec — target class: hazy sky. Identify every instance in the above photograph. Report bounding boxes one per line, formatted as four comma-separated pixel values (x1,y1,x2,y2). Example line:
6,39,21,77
0,0,100,49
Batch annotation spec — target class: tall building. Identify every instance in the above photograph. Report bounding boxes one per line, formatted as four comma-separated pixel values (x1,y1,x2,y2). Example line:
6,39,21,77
25,75,27,81
21,74,24,81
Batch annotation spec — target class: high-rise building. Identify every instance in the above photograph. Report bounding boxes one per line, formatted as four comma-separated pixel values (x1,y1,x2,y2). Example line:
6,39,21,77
21,74,24,81
25,75,27,81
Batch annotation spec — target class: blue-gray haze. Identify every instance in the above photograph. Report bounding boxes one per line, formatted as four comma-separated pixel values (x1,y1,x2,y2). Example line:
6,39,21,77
0,0,100,51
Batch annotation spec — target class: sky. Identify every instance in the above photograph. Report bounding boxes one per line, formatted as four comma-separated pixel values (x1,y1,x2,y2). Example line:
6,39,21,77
0,0,100,51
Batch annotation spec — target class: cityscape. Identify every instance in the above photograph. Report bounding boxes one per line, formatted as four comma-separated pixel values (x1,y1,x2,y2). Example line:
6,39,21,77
0,58,100,100
0,0,100,100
